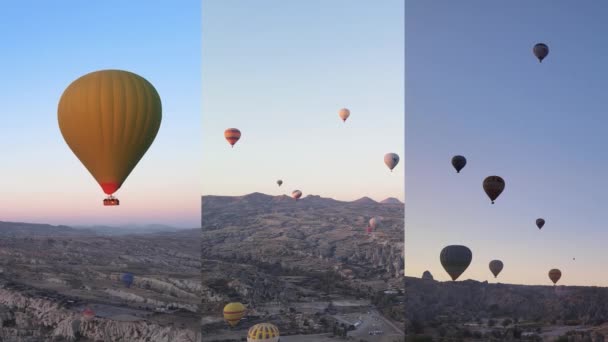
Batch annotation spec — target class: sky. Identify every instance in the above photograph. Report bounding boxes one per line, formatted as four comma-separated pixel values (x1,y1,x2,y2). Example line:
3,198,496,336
406,1,608,286
0,1,201,228
202,0,404,203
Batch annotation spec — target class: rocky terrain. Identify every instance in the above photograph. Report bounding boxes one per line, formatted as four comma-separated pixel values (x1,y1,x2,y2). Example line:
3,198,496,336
201,193,405,341
0,221,201,341
405,276,608,341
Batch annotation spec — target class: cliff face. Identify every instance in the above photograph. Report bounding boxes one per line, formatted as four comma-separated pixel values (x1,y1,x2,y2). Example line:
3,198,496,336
0,287,201,342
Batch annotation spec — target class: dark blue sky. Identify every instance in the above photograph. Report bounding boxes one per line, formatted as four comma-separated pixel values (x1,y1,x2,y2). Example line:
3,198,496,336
406,1,608,285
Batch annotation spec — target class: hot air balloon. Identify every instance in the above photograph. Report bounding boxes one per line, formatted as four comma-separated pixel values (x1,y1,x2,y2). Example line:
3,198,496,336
277,180,283,187
121,272,134,288
224,128,241,148
549,269,561,285
384,153,400,172
440,245,472,281
369,217,380,230
223,302,245,327
247,323,280,342
58,70,162,206
338,108,350,123
533,43,549,63
536,218,545,229
451,155,467,173
82,308,95,320
483,176,505,204
489,260,504,278
292,190,302,201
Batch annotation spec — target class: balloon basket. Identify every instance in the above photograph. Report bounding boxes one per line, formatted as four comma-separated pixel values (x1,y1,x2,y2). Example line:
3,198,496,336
103,196,120,206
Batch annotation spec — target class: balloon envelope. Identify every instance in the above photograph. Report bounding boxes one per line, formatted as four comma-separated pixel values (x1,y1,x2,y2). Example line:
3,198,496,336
277,180,283,187
224,128,241,147
549,269,561,285
338,108,350,122
440,245,472,281
58,70,162,196
247,323,280,342
121,273,134,288
536,218,545,229
483,176,505,204
384,153,400,171
369,217,380,230
533,43,549,62
451,155,467,173
82,308,95,320
223,302,245,327
489,260,504,278
292,190,302,200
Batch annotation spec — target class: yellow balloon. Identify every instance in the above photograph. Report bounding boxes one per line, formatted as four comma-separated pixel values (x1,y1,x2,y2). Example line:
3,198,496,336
58,70,162,200
223,302,245,327
247,323,280,342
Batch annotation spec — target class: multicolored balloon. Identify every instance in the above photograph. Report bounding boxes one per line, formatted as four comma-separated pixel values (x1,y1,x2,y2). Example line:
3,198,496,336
224,128,241,148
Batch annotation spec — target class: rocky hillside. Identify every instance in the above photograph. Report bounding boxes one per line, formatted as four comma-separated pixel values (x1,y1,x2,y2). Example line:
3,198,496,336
406,276,608,334
0,221,201,341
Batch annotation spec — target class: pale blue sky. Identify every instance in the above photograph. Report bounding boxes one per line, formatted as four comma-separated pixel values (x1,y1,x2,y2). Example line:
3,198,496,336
406,1,608,285
202,0,404,202
0,1,201,227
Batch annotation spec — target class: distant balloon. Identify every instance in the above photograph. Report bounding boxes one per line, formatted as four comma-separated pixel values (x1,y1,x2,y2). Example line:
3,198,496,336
223,302,245,327
121,272,134,288
440,245,472,281
483,176,505,204
369,217,380,230
489,260,504,278
277,180,283,187
247,323,280,342
384,153,400,172
533,43,549,63
82,308,95,320
292,190,302,201
451,155,467,173
548,269,561,285
58,70,162,206
536,218,545,230
224,128,241,148
338,108,350,123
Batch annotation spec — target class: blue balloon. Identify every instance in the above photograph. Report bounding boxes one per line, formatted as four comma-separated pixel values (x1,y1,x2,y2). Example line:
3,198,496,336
121,273,134,288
